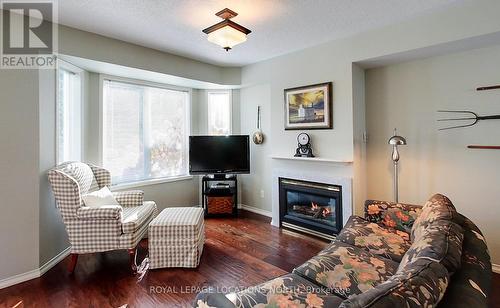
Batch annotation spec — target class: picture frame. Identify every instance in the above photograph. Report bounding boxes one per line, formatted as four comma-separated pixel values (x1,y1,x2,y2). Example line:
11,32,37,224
284,82,333,130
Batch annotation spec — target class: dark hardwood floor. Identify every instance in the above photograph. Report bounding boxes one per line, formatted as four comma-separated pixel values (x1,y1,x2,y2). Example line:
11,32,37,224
0,210,328,307
1,210,499,307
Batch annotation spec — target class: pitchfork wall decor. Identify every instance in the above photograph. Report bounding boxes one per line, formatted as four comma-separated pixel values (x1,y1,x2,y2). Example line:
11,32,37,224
437,110,500,130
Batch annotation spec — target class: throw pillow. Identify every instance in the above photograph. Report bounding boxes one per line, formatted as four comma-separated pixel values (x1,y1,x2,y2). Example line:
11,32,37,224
82,186,120,207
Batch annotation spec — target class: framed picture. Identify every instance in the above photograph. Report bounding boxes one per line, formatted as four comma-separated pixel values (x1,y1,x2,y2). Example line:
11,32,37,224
284,82,332,130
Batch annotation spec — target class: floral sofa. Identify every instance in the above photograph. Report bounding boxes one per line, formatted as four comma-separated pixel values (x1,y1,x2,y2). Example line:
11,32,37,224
195,194,491,308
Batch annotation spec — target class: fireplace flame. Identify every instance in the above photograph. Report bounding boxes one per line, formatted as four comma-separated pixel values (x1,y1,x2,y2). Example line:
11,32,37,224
322,207,331,217
311,202,318,210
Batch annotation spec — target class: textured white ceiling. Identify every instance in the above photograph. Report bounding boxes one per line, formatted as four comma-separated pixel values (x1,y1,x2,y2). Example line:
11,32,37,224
57,0,462,67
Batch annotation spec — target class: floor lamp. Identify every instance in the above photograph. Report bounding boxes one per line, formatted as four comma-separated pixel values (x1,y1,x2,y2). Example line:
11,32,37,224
388,129,407,203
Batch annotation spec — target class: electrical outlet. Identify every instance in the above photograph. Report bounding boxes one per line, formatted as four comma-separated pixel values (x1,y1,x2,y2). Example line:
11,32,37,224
260,190,265,198
363,131,368,143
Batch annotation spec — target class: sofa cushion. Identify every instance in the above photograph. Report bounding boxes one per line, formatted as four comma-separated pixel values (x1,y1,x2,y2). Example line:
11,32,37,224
399,219,463,274
365,200,421,233
293,241,399,298
411,193,457,241
340,259,449,308
121,201,157,234
222,273,344,308
337,216,412,262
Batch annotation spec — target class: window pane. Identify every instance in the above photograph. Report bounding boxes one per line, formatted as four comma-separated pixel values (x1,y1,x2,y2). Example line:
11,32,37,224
148,88,188,178
103,80,189,185
57,67,81,163
103,81,144,183
208,92,231,135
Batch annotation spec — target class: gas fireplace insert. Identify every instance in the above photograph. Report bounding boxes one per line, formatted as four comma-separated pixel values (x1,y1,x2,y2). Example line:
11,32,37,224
279,177,342,240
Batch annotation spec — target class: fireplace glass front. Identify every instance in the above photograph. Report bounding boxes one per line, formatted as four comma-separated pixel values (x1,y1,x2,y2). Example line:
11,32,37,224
279,178,342,239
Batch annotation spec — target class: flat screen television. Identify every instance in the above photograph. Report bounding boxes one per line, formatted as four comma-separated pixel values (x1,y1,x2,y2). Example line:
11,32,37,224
189,135,250,175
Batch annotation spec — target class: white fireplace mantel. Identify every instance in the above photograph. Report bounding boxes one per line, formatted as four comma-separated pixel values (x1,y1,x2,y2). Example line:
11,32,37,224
271,169,353,228
270,155,353,164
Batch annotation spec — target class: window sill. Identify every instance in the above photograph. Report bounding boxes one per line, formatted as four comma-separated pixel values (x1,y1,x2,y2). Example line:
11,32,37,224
111,175,194,191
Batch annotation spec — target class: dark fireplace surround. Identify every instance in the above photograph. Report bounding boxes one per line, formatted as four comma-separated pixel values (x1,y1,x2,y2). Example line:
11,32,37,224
279,177,342,240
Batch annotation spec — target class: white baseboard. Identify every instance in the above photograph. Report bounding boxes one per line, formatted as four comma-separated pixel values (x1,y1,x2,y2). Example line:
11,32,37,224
0,268,40,290
0,246,70,289
238,204,272,218
39,246,71,276
492,263,500,274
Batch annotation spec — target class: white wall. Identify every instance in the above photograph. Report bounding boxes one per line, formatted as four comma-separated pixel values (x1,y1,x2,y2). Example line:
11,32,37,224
0,70,40,279
365,44,500,264
352,64,367,216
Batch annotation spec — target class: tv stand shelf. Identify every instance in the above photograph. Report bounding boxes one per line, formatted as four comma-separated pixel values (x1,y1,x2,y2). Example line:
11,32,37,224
201,175,238,217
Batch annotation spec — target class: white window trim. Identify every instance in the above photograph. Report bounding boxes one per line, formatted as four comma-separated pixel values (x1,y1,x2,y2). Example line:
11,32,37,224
55,59,84,164
111,175,193,191
207,89,232,135
98,74,192,187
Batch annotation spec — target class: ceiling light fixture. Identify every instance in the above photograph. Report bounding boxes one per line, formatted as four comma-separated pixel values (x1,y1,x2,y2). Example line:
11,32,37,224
202,8,251,51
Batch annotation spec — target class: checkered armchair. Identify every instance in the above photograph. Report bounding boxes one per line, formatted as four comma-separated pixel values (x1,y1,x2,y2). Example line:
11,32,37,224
48,162,158,272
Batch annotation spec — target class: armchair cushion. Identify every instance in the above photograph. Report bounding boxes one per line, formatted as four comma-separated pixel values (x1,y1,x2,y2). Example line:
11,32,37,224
113,190,144,207
121,201,157,234
77,205,122,220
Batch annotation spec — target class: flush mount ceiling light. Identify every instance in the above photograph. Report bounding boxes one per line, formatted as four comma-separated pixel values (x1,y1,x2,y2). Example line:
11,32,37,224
202,8,251,51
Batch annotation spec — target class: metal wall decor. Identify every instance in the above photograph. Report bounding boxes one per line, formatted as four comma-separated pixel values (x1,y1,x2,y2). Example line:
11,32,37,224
476,84,500,91
252,106,264,144
437,110,500,130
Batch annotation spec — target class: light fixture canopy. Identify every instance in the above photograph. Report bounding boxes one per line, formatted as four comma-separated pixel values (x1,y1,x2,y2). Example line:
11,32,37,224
202,8,251,51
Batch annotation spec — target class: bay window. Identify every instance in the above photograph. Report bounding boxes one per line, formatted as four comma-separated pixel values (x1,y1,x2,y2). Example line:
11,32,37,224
102,78,190,185
207,91,232,135
56,61,83,163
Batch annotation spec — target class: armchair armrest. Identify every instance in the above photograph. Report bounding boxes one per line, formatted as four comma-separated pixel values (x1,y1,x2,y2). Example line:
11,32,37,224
364,200,422,233
77,205,122,220
112,190,144,207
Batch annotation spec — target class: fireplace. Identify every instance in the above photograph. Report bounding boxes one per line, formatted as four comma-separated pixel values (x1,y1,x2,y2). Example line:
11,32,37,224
279,177,342,240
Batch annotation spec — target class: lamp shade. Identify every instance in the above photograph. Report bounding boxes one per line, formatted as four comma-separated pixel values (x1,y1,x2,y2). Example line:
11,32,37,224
388,135,407,146
202,8,251,51
207,25,247,50
388,128,407,146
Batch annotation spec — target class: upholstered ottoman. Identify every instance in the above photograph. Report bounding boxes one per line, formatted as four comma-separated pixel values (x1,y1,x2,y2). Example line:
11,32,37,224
148,207,205,269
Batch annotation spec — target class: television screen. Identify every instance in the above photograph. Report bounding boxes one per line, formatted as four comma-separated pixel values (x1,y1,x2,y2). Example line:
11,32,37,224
189,135,250,174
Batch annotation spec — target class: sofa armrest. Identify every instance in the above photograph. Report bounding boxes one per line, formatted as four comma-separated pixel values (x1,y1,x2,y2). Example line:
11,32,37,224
112,190,144,207
364,200,422,233
77,205,122,220
194,290,236,308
